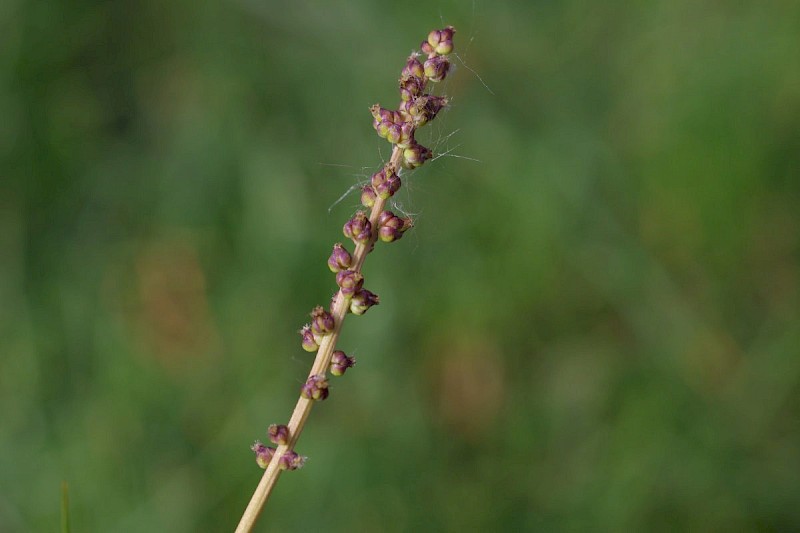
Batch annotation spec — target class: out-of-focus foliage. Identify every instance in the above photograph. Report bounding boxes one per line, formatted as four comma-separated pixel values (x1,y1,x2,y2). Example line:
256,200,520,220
2,0,799,531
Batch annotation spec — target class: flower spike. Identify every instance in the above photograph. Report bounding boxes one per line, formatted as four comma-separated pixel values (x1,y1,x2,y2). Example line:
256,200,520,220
240,27,459,530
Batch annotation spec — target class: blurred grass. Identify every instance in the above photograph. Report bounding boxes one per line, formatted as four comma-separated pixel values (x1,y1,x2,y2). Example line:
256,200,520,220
1,0,799,531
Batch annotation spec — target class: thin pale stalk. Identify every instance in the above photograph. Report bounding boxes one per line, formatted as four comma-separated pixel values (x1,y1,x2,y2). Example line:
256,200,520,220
235,147,403,533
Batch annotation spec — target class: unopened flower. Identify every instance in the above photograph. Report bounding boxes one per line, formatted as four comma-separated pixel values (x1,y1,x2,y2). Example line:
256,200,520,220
371,165,402,199
330,350,356,376
300,324,319,352
424,26,455,56
251,441,276,469
386,121,414,146
336,269,364,297
361,185,378,208
384,122,401,144
401,55,424,79
424,55,450,83
310,306,335,338
350,288,380,315
402,141,432,169
278,450,307,471
382,106,401,122
374,119,390,139
378,210,413,243
327,243,353,273
301,374,330,401
400,95,448,127
399,75,424,102
399,99,423,125
343,211,373,245
370,105,402,140
370,104,399,125
422,95,448,123
400,94,448,127
268,424,290,446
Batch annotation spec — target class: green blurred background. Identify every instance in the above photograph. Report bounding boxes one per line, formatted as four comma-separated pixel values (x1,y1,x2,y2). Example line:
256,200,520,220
2,0,799,531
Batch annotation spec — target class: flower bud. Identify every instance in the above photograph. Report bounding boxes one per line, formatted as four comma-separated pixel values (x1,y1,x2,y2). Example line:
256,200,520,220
378,210,413,242
335,269,364,297
427,26,455,55
398,122,415,147
377,174,401,199
385,122,403,144
300,324,319,352
374,119,390,139
343,211,373,245
251,441,276,469
402,141,432,169
424,55,450,83
370,104,397,124
330,350,356,376
371,165,401,199
361,185,377,208
310,306,335,338
268,424,290,446
378,210,394,227
400,96,446,128
278,450,307,471
399,75,424,102
423,95,448,123
399,98,424,126
370,167,386,190
371,105,401,139
350,288,380,315
327,243,353,273
301,374,330,401
401,55,424,79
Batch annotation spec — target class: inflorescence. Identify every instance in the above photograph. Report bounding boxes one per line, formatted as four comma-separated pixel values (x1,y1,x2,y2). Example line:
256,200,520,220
250,25,455,479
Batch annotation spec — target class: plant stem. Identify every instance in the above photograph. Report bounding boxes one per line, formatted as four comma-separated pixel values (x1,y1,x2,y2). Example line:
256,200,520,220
61,481,70,533
235,146,403,533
